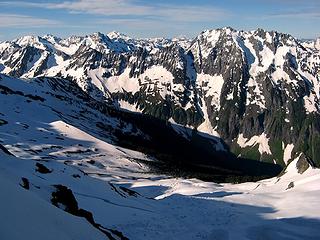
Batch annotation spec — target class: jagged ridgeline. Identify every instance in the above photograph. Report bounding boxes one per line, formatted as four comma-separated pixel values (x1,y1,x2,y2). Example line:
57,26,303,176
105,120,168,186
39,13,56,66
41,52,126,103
0,27,319,169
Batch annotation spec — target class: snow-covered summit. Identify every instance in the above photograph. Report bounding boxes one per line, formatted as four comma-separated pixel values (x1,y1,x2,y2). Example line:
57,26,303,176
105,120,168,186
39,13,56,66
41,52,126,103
107,31,131,40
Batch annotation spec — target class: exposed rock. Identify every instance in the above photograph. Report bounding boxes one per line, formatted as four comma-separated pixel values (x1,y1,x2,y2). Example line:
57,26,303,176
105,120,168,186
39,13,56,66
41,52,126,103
296,153,311,174
35,162,52,174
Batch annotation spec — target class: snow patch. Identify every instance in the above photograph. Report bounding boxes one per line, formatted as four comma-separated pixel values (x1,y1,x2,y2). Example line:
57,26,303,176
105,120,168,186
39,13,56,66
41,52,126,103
237,133,272,155
304,94,319,114
197,74,224,110
118,100,142,113
283,144,294,165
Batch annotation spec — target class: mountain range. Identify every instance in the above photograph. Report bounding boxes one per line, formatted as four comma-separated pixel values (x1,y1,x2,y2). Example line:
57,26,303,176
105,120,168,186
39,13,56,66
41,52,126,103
1,27,320,239
1,27,319,169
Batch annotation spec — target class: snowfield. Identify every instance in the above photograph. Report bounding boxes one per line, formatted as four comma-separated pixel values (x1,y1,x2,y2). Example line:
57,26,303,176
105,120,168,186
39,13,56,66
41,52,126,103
0,74,320,239
1,132,320,240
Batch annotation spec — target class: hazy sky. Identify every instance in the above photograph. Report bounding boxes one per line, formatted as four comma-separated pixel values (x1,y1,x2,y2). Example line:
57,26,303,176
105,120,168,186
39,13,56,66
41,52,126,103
0,0,319,41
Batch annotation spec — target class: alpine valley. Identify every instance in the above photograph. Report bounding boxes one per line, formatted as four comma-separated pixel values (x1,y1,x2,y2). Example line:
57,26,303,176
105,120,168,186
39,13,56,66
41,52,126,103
0,27,320,239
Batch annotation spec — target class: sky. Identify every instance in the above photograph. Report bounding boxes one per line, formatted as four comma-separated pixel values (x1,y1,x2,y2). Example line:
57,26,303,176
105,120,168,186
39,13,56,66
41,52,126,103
0,0,319,41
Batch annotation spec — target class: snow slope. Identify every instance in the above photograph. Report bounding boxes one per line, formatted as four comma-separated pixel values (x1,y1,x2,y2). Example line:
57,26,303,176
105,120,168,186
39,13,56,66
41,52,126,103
0,162,105,240
0,74,319,239
1,139,319,240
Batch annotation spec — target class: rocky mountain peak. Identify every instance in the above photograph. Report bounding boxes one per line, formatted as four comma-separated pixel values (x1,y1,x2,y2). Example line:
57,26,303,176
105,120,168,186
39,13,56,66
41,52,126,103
107,31,131,40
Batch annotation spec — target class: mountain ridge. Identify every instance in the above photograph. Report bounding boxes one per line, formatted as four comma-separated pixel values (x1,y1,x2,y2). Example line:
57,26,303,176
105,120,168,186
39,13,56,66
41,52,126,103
1,27,319,168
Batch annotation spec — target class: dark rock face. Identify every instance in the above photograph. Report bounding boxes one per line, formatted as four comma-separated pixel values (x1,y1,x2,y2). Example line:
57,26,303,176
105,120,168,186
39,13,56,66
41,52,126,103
20,177,30,190
51,184,130,239
0,28,319,167
35,162,52,174
296,153,311,174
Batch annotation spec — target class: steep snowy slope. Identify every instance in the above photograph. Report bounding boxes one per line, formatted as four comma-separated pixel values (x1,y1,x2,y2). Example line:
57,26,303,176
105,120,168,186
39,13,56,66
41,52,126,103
1,28,319,168
0,155,106,240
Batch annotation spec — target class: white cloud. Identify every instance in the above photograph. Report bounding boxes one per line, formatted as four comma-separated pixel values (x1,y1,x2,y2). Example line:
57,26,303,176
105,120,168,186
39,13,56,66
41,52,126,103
267,11,320,19
0,0,229,23
44,0,151,16
0,14,60,28
156,5,228,23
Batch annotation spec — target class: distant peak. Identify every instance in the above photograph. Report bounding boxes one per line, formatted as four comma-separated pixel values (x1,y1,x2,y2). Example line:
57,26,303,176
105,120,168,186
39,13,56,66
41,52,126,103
222,26,235,31
199,27,237,38
16,35,39,42
89,32,107,39
107,31,130,40
42,34,61,43
14,35,42,46
91,32,105,37
88,32,111,44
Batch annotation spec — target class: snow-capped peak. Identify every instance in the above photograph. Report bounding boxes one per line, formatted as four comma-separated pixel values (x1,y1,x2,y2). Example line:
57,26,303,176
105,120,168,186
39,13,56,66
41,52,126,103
107,31,130,41
42,34,62,45
15,35,40,45
12,35,55,51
